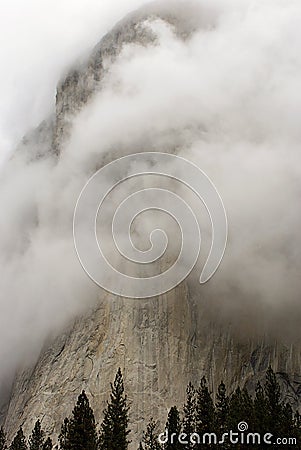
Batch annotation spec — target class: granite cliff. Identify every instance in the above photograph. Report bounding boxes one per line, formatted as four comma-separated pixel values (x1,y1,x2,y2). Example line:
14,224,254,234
3,2,301,447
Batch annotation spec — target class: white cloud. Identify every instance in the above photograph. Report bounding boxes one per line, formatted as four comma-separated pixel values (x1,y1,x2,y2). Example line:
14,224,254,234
0,0,148,161
0,0,301,399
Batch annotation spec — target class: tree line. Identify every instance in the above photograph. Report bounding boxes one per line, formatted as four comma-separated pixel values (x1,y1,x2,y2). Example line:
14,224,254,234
0,367,300,449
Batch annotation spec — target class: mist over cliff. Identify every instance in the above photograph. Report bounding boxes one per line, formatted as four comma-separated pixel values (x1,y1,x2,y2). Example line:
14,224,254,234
1,0,301,432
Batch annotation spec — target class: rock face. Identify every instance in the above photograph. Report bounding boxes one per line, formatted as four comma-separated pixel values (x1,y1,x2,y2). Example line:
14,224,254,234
5,285,194,444
52,1,199,154
3,2,301,447
5,284,301,446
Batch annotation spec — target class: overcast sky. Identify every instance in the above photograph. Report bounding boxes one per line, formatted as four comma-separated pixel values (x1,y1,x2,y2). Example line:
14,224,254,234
0,0,301,410
0,0,149,162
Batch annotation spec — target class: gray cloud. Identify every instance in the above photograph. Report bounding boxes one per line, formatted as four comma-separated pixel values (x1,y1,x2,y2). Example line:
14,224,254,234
0,0,148,162
0,0,301,400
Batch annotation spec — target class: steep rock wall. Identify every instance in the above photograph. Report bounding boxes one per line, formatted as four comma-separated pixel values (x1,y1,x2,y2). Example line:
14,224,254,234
3,3,301,447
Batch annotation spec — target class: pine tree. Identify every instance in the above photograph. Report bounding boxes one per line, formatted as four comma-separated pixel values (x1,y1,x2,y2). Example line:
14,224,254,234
294,410,301,429
275,402,299,450
254,381,268,434
142,419,162,450
99,368,131,450
0,427,7,450
165,406,181,450
29,421,44,450
67,391,98,450
58,418,70,450
182,383,196,450
281,403,295,436
264,366,283,434
227,386,255,449
9,428,27,450
215,382,231,449
229,387,254,429
241,388,254,425
42,438,52,450
216,382,229,434
294,411,301,444
227,387,243,430
195,376,215,447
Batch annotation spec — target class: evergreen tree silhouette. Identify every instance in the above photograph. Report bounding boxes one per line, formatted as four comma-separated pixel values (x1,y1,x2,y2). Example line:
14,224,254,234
42,438,52,450
227,387,243,430
264,366,283,436
142,418,162,450
98,368,130,450
254,381,268,435
216,382,229,431
9,428,27,450
182,383,196,450
67,391,98,450
58,418,70,450
227,387,255,449
294,411,301,444
215,381,229,449
240,388,254,427
3,366,301,450
195,376,215,448
165,406,181,450
228,387,243,449
0,427,7,450
282,402,294,433
29,421,44,450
